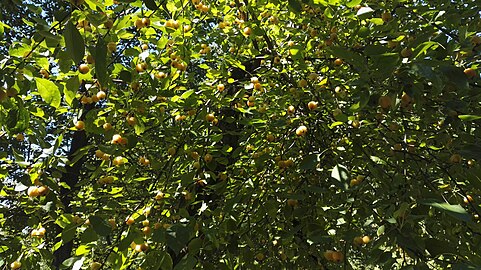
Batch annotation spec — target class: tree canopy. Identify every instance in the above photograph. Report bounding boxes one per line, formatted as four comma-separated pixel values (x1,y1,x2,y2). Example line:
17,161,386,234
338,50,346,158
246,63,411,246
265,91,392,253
1,0,481,269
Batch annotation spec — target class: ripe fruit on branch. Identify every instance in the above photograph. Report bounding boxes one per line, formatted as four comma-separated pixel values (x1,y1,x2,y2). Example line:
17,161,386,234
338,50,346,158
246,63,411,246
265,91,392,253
307,101,318,110
31,227,46,238
298,79,308,88
449,153,462,164
168,147,176,156
287,105,295,114
10,261,22,270
217,84,225,92
400,47,412,58
243,27,252,36
287,199,298,207
296,125,308,136
125,216,135,225
464,68,477,79
75,120,85,130
333,58,343,66
111,134,122,144
79,64,89,74
165,19,180,29
464,195,474,204
142,18,150,27
378,96,392,109
204,153,213,163
126,116,137,126
90,262,102,270
113,156,125,166
382,12,392,22
15,133,24,142
107,42,117,53
206,113,215,122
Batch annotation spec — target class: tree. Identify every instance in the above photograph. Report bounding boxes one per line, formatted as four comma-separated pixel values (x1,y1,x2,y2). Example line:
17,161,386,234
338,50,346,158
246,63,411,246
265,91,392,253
1,0,481,269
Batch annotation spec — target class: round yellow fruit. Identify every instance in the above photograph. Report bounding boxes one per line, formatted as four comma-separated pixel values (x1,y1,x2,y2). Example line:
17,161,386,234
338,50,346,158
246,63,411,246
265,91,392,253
79,64,90,74
296,125,308,136
10,261,22,270
378,96,392,109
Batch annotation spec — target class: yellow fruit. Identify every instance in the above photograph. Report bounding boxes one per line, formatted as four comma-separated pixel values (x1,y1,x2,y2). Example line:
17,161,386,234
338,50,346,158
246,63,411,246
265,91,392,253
352,120,360,128
382,12,392,22
243,27,252,36
287,105,295,114
450,154,462,164
79,64,90,74
96,90,106,100
393,143,402,151
204,153,213,163
112,134,122,144
75,120,85,130
401,93,412,108
332,251,344,262
362,236,371,244
142,226,152,235
27,186,40,197
307,101,318,110
298,79,308,88
287,199,298,207
142,18,150,27
464,195,474,204
266,134,275,142
464,68,477,79
295,125,308,136
323,250,335,261
90,262,102,270
400,48,412,58
255,252,265,261
126,216,135,225
353,236,364,245
107,42,117,53
135,19,144,29
126,116,136,126
334,58,343,66
378,96,392,109
217,84,225,92
206,113,215,122
10,261,22,270
15,133,24,142
168,147,176,156
37,186,49,196
113,156,124,166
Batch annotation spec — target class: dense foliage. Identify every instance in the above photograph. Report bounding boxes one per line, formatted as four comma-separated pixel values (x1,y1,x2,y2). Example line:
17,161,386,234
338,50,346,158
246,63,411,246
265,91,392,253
1,0,481,269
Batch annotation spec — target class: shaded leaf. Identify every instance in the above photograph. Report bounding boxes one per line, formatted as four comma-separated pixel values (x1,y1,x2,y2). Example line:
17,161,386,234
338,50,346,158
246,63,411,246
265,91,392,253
63,21,85,65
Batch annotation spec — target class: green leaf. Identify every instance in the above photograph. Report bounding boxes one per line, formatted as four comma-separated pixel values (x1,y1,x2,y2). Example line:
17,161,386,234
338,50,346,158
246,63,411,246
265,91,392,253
36,77,61,108
173,254,197,270
299,154,320,170
64,76,79,107
143,0,157,10
422,201,472,223
89,215,112,236
61,224,77,243
331,164,349,189
425,238,457,257
346,0,361,8
142,250,173,270
458,115,481,121
95,38,108,87
288,0,302,13
63,21,85,65
6,103,30,133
